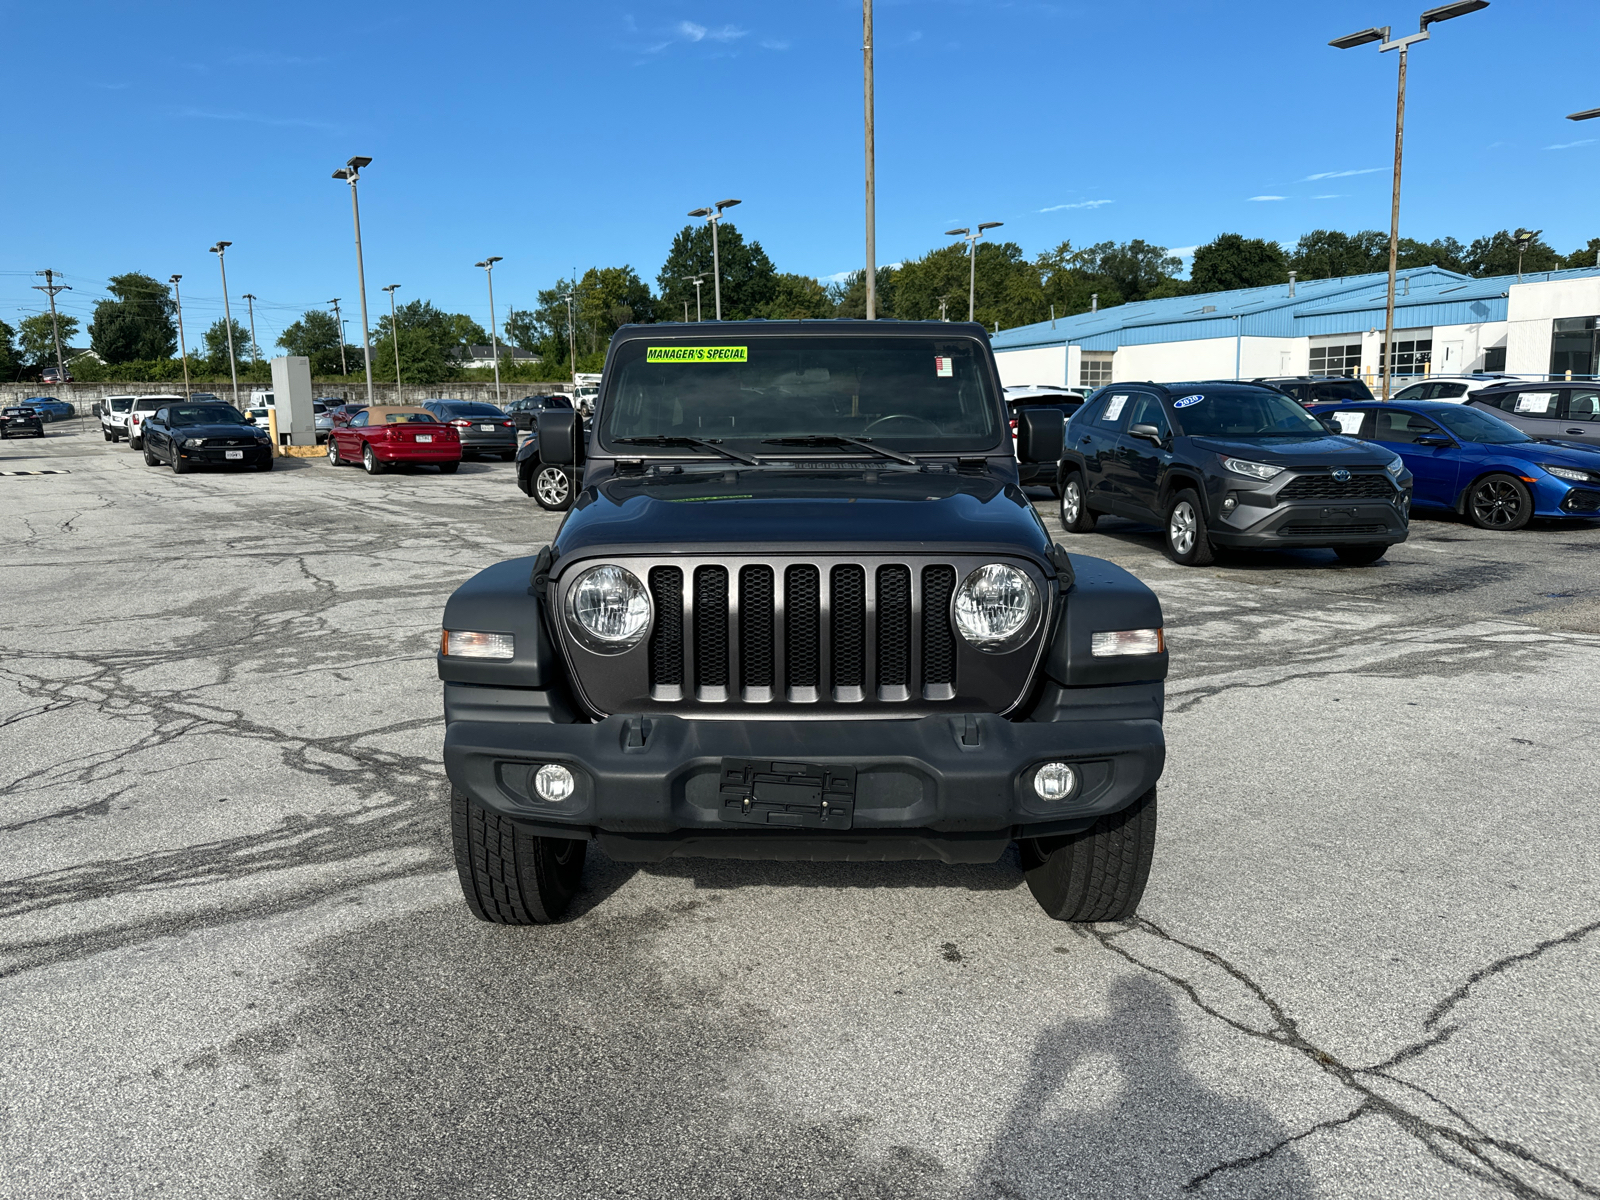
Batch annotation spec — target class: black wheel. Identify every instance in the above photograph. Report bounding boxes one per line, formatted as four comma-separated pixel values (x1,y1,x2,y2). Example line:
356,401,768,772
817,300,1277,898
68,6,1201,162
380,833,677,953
438,461,459,474
1466,474,1533,531
1058,472,1098,533
327,439,342,466
1021,786,1157,922
534,464,573,511
102,428,112,442
451,785,586,924
130,435,142,450
171,447,190,474
1334,544,1388,565
362,444,384,475
1162,488,1215,566
255,456,274,472
142,445,160,466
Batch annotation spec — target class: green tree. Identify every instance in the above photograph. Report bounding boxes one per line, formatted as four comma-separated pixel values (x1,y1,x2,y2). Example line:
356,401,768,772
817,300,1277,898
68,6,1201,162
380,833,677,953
830,266,899,319
1396,236,1468,273
504,307,540,350
370,299,468,385
18,312,80,370
1561,238,1600,269
1288,229,1388,279
1189,233,1288,293
278,309,347,376
0,318,18,380
574,265,656,354
1033,239,1183,317
1464,229,1561,277
88,272,177,364
202,318,254,372
757,273,835,320
891,241,1045,329
656,222,776,321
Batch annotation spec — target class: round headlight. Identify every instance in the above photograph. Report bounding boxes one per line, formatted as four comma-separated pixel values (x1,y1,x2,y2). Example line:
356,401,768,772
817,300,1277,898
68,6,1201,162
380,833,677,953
567,564,651,652
952,563,1039,651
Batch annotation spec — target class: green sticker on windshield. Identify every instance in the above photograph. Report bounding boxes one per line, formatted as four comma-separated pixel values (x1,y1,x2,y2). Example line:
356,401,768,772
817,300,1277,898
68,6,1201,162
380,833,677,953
647,346,747,364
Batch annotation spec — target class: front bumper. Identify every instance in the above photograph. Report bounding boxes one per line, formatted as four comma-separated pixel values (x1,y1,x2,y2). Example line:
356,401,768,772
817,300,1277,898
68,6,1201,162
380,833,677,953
456,431,519,453
443,684,1164,862
1207,480,1409,548
179,443,273,465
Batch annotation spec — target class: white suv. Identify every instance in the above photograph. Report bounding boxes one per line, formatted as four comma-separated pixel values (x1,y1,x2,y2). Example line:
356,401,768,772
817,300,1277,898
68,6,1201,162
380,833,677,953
100,395,135,442
126,395,183,450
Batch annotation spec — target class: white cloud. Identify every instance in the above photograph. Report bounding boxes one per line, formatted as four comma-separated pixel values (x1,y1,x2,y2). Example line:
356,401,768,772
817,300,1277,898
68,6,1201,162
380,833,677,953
1039,199,1113,212
760,37,790,50
1312,194,1344,199
1546,138,1596,150
1299,167,1383,181
1167,245,1198,259
1248,195,1287,202
679,20,707,40
170,106,337,131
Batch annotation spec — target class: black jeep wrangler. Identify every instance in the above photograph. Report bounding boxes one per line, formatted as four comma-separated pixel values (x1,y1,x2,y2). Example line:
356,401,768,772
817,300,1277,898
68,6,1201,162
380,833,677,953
438,322,1167,923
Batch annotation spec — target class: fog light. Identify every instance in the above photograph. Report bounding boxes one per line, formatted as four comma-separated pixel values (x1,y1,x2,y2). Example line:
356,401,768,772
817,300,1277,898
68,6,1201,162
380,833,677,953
1033,762,1077,802
1222,493,1238,513
441,630,514,659
1091,628,1164,657
533,763,575,802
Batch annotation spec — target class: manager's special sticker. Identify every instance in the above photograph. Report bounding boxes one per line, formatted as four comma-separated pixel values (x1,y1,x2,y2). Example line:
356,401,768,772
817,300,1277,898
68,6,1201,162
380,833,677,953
646,346,748,363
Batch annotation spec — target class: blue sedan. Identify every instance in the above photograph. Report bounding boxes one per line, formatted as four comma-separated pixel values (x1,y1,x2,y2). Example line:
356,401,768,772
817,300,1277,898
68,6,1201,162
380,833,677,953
23,397,75,422
1308,399,1600,530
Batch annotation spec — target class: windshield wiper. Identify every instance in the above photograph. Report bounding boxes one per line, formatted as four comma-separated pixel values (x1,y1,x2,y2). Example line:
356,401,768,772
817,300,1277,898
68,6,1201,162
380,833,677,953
760,435,917,465
611,435,761,465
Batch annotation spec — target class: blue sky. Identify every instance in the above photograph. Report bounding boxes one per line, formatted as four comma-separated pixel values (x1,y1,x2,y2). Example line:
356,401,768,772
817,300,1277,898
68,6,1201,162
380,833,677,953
5,0,1599,349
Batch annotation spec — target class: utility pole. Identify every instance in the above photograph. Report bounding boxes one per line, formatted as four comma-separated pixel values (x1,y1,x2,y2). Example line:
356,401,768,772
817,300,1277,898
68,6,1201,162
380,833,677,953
329,299,348,375
209,241,240,407
241,293,260,371
863,0,876,320
330,156,376,406
31,269,70,384
687,200,741,320
169,275,191,399
381,284,402,390
475,257,504,403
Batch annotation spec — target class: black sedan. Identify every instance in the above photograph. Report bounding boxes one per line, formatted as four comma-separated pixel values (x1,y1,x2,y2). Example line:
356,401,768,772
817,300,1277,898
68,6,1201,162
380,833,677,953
1,406,45,438
504,393,573,430
421,400,518,459
139,402,274,473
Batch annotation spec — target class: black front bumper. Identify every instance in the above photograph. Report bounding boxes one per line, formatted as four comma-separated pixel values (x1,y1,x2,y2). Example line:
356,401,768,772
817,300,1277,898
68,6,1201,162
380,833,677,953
443,683,1164,863
181,444,273,465
1208,495,1409,548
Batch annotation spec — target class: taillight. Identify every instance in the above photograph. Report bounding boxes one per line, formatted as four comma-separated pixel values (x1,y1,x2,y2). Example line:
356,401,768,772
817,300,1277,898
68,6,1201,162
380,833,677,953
450,418,471,427
501,421,513,428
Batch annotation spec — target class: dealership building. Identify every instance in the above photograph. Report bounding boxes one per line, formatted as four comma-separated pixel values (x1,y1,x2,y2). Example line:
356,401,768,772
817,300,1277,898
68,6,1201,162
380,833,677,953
990,265,1600,391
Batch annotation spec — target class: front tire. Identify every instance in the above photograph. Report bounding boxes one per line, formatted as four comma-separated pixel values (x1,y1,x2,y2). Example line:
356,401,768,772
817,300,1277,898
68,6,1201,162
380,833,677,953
327,439,342,466
1162,488,1215,566
1334,544,1388,565
1466,474,1533,531
171,448,190,474
1022,786,1157,922
362,444,383,475
1058,472,1098,533
451,785,586,924
534,464,573,511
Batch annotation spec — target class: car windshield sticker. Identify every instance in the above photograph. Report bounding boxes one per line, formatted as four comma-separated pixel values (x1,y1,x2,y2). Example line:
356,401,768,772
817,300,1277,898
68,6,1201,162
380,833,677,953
1173,394,1204,409
1103,395,1129,421
646,346,748,364
934,356,954,378
1515,391,1556,414
1330,411,1365,434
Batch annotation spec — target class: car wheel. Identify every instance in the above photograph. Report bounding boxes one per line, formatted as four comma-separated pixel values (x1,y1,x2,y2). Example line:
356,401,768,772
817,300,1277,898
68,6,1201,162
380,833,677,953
142,446,160,466
438,461,459,474
534,464,572,510
102,428,112,442
362,444,383,475
1058,473,1097,533
171,448,190,474
1334,544,1388,565
1162,488,1215,566
501,450,517,462
256,456,275,472
451,785,585,924
1021,786,1157,922
1466,473,1533,531
130,436,142,450
327,439,341,466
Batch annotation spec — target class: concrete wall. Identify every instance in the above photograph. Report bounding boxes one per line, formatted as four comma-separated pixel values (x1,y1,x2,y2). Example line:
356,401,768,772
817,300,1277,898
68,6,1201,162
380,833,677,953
0,380,572,411
994,344,1067,389
1111,335,1294,383
1504,276,1600,375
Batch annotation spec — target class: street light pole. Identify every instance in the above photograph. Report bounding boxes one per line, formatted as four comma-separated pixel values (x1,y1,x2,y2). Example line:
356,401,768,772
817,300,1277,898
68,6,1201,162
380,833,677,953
31,269,70,384
381,284,402,391
863,0,876,321
209,241,240,407
688,199,741,320
331,156,376,406
682,274,706,322
241,292,259,372
329,299,348,375
475,257,504,402
169,274,190,399
945,222,1003,322
560,290,577,376
1331,1,1488,400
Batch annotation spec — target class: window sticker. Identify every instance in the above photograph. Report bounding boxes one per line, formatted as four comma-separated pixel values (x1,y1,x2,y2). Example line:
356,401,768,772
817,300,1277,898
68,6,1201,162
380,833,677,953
1173,394,1204,409
1103,394,1129,421
646,346,748,364
1514,391,1556,414
934,356,954,378
1330,411,1366,434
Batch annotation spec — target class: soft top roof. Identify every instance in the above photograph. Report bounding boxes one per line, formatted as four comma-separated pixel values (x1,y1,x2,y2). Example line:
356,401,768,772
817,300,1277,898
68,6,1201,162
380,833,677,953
363,405,438,421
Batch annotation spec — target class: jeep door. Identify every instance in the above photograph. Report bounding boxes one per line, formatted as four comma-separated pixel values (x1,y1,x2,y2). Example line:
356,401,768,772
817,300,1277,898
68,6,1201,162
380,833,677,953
1107,390,1173,519
1071,390,1133,511
1372,408,1461,507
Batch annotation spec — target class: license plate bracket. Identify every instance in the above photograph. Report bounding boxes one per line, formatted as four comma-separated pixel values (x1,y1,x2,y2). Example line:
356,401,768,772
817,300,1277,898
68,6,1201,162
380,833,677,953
718,758,856,829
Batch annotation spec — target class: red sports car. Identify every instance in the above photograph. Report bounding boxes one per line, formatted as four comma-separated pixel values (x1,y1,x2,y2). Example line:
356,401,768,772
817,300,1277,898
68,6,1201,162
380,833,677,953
325,406,462,474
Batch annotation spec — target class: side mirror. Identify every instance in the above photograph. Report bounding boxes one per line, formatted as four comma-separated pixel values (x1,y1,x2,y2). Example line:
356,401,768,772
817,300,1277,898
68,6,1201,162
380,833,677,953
244,414,257,424
1015,409,1064,463
1415,434,1454,447
1126,423,1163,445
1318,417,1343,435
537,409,585,467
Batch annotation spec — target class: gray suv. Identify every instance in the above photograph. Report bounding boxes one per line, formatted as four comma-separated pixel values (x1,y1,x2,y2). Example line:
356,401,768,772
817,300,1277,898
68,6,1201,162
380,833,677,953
1467,382,1600,449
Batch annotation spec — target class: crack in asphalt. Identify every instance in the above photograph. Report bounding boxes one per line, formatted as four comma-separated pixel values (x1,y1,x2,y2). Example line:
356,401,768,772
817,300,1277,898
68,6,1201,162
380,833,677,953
1090,917,1599,1198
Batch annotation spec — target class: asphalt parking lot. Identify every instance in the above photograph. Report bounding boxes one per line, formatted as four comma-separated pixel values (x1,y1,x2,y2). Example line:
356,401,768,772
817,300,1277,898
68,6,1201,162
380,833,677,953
2,418,1596,1200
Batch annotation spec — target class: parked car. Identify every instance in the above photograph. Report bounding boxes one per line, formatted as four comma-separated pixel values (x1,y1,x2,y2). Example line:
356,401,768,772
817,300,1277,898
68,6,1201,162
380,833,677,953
420,400,517,459
1310,399,1600,530
24,397,74,422
1464,381,1600,450
1,406,45,439
40,367,73,385
505,394,573,431
138,401,274,473
1057,381,1412,566
1391,375,1515,402
1253,376,1375,406
242,399,331,441
1006,386,1086,494
326,406,462,475
126,395,183,450
100,395,136,441
326,403,369,428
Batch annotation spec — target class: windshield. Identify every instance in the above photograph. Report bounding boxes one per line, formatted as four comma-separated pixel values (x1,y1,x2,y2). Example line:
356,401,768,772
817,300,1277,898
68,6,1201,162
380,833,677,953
172,406,248,426
110,398,133,412
1431,406,1531,445
1172,388,1327,437
601,335,1000,451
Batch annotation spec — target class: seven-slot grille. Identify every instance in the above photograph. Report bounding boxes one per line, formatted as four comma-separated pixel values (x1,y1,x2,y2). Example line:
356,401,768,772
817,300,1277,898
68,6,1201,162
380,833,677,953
642,559,959,705
1278,473,1394,500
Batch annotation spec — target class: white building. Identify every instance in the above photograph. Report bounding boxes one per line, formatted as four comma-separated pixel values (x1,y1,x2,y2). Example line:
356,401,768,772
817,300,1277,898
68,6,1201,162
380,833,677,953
990,266,1600,390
